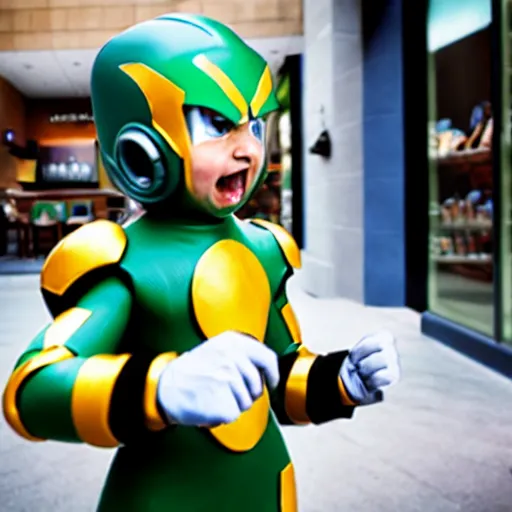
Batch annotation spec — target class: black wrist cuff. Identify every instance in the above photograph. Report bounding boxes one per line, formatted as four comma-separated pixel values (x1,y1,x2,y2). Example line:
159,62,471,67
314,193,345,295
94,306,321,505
306,350,355,424
109,353,156,444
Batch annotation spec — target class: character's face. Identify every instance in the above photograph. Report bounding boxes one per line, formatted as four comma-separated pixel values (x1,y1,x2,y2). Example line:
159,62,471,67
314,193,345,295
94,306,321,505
185,107,266,217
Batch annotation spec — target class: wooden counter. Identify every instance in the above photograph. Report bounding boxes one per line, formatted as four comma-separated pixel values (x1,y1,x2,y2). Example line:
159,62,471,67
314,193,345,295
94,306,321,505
0,188,125,220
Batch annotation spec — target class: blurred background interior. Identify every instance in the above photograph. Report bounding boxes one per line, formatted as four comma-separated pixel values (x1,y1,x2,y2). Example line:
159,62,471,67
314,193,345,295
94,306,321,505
0,44,303,273
0,54,302,271
0,0,512,376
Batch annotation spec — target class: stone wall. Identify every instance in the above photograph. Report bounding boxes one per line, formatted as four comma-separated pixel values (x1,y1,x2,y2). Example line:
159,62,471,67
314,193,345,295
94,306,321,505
0,0,302,51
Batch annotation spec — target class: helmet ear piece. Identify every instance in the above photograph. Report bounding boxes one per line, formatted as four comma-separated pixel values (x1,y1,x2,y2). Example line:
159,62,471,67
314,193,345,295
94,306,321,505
116,129,164,190
109,123,181,204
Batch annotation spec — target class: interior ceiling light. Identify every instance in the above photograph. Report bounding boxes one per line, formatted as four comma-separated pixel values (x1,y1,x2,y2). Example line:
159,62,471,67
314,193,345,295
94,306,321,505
73,61,81,67
23,64,33,70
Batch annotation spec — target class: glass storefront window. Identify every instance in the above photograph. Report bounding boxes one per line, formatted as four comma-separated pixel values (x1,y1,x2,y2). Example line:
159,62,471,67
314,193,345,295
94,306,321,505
427,0,495,336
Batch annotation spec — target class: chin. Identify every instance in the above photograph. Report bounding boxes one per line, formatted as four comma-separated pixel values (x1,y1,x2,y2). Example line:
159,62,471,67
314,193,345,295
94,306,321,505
208,200,244,218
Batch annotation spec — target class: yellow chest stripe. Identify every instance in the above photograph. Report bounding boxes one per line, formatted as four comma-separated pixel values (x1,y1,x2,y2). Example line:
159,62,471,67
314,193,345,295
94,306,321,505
192,239,271,341
191,240,271,452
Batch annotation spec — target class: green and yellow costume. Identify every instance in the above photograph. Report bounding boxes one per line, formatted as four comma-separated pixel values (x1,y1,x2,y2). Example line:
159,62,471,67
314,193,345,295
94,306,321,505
3,14,357,511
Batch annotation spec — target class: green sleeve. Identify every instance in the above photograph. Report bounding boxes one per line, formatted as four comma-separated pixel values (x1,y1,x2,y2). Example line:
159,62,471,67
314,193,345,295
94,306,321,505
3,276,173,448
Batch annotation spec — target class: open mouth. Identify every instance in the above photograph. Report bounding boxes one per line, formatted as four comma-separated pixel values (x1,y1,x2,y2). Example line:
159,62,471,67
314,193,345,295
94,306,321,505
215,169,248,207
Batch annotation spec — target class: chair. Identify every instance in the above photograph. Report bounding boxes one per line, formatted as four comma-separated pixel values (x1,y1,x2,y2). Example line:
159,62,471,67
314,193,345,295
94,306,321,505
64,200,94,234
31,201,65,256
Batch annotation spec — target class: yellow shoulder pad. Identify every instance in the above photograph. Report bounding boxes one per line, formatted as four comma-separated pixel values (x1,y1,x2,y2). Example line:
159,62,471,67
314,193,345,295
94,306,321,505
249,219,301,269
41,219,127,296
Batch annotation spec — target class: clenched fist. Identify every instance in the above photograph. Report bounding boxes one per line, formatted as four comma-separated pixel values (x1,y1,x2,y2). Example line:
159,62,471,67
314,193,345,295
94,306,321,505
157,331,279,427
340,330,400,405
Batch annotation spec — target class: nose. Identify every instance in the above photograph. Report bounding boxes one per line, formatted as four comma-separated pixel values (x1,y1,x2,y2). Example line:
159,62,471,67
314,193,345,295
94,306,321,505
231,124,261,165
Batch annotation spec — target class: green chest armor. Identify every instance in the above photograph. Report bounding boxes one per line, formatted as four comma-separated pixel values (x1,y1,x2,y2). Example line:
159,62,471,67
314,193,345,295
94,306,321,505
121,214,289,453
40,215,300,457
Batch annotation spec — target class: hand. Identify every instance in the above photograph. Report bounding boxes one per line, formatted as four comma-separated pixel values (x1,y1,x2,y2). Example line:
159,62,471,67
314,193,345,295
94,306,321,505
157,331,279,427
340,330,400,405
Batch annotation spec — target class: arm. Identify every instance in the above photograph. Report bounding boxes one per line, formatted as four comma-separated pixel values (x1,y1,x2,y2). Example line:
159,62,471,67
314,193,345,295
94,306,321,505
250,219,400,425
247,218,356,425
266,286,357,426
2,276,176,448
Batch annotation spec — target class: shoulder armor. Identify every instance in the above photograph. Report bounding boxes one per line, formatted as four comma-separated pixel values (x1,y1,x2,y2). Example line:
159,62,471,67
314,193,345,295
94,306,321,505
41,220,127,297
248,219,301,269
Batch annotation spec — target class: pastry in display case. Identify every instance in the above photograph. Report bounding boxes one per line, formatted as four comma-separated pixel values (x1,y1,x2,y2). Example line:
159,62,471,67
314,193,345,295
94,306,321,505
430,96,494,279
433,190,493,266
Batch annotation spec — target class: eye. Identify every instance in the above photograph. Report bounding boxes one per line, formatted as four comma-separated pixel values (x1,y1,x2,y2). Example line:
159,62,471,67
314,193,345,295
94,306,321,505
185,107,236,145
249,119,265,141
203,109,235,138
209,115,234,136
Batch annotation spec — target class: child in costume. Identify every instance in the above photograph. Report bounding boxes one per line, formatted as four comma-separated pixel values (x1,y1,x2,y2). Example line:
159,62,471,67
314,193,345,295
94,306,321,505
2,14,400,511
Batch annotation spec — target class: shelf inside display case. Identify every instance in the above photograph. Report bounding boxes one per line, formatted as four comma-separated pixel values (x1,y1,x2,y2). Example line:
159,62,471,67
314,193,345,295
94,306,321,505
439,219,492,230
433,254,492,264
434,147,492,166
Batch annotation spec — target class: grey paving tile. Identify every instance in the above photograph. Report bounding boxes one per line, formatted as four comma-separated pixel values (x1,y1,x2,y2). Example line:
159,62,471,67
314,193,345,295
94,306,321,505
1,274,512,511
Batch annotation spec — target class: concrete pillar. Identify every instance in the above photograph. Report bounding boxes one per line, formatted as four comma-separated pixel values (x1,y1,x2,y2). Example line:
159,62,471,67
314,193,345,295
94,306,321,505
300,0,364,301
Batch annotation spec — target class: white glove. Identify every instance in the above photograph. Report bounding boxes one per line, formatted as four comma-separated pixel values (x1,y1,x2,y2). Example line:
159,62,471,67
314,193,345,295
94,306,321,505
157,331,280,427
340,330,400,405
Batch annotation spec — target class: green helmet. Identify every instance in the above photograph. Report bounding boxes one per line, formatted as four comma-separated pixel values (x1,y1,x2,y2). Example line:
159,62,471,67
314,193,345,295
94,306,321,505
91,13,279,216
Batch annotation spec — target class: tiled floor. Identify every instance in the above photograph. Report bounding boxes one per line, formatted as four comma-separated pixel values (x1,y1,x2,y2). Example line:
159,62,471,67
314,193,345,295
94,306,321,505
1,274,512,511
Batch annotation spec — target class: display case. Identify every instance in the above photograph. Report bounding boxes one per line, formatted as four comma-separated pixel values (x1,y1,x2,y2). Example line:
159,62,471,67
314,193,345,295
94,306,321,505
427,1,495,336
421,0,512,379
